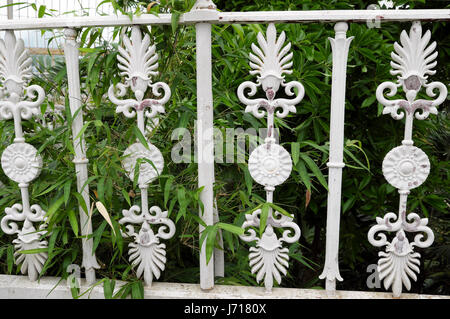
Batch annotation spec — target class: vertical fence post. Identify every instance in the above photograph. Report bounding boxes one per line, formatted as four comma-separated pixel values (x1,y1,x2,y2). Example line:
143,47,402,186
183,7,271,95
319,22,353,291
64,28,100,284
7,0,13,20
191,0,219,290
196,21,215,291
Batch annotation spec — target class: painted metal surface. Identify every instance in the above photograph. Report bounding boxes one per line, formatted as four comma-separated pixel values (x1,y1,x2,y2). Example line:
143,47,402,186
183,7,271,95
63,28,100,284
0,274,448,299
195,19,216,290
319,22,353,291
0,30,47,281
368,21,447,297
0,10,449,30
0,0,447,298
237,23,303,292
108,26,175,287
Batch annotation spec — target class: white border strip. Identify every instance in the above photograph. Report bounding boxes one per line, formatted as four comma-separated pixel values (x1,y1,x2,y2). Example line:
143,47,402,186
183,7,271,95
0,275,448,299
0,9,449,30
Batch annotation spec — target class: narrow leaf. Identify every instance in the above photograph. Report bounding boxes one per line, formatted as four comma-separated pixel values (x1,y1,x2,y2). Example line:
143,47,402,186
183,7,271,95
67,210,79,236
217,222,244,236
95,201,116,236
205,225,218,265
300,153,328,190
164,176,174,207
133,125,149,150
259,203,270,237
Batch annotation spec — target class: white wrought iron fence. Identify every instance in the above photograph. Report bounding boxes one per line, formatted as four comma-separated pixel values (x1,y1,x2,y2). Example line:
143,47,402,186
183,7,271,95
0,0,448,299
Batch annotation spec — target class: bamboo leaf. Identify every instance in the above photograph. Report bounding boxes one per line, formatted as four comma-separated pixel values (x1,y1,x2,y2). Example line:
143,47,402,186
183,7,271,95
164,176,174,207
103,278,115,299
63,180,72,206
176,187,187,222
36,178,66,197
97,177,106,203
268,202,294,219
243,165,253,195
291,142,300,166
187,211,207,228
74,121,91,142
296,161,311,191
18,248,49,254
243,203,263,216
46,196,65,221
216,222,244,236
133,125,149,150
95,201,116,237
92,221,107,255
171,11,181,34
259,203,270,237
121,189,131,207
299,153,328,190
7,245,13,274
73,192,89,216
67,210,79,236
131,281,144,299
223,231,235,255
290,253,316,271
38,5,46,18
205,225,218,265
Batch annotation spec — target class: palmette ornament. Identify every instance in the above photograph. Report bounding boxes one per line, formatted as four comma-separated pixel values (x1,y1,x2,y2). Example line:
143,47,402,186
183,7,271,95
237,24,303,292
109,26,175,286
249,225,290,290
119,206,175,286
0,31,48,281
13,222,48,281
368,22,446,297
377,230,421,297
108,26,170,120
240,209,300,291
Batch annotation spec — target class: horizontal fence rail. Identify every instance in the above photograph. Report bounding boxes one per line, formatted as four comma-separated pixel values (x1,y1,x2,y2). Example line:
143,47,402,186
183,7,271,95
0,0,448,299
0,10,449,30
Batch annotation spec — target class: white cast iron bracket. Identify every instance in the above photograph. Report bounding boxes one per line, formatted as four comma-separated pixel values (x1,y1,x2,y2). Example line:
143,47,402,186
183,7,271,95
0,31,48,281
237,23,303,292
368,21,447,297
108,25,175,287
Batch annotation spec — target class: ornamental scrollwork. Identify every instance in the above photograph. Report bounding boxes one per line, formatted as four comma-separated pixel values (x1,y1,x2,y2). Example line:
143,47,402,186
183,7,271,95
108,26,170,120
0,31,45,141
237,23,304,292
376,22,446,124
0,31,48,281
109,26,175,286
237,24,304,122
368,22,446,297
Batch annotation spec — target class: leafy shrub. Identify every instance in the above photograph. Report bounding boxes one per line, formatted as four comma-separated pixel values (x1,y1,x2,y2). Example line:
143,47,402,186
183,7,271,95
0,0,448,297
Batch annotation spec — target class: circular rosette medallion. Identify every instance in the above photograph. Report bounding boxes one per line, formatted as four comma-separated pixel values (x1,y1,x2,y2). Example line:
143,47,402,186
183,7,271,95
382,145,430,190
248,143,292,187
1,143,43,184
122,143,164,186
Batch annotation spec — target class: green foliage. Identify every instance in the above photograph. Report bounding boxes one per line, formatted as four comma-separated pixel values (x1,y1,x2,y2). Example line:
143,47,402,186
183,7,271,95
0,0,448,297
